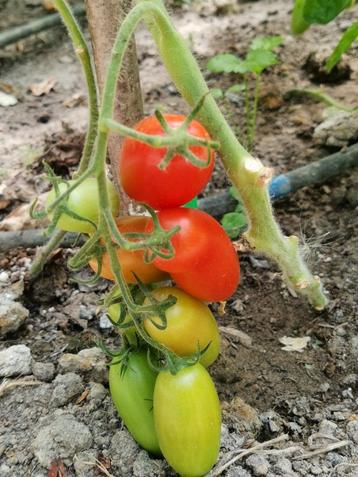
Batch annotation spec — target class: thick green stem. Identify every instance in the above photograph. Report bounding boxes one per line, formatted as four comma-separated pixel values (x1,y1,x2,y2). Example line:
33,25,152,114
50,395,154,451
54,0,98,176
136,0,327,309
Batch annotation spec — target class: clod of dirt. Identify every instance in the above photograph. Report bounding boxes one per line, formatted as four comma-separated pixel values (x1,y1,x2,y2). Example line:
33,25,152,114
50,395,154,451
132,450,167,477
49,372,84,407
108,429,140,476
31,361,55,382
31,126,84,177
260,86,284,111
87,382,107,402
246,453,270,476
222,396,262,434
0,294,29,336
346,420,358,444
73,450,99,477
271,458,295,476
57,347,108,383
0,344,32,377
32,413,93,468
27,259,68,303
313,111,358,147
303,51,351,84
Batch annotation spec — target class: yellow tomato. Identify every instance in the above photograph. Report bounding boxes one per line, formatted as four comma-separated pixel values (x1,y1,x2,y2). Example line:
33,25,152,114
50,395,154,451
144,287,220,367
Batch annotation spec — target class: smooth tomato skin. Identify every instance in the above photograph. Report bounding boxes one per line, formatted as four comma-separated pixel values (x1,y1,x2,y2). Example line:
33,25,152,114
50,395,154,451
119,114,215,209
154,363,221,477
88,216,168,283
144,287,220,367
109,350,161,454
171,243,240,302
46,177,119,234
145,208,219,273
146,208,240,300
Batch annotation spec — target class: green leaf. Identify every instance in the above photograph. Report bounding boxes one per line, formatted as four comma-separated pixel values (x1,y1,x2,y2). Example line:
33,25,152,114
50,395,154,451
221,212,247,239
242,49,278,74
228,186,241,201
326,21,358,71
206,53,246,74
226,84,246,95
210,88,224,99
250,35,284,51
303,0,351,25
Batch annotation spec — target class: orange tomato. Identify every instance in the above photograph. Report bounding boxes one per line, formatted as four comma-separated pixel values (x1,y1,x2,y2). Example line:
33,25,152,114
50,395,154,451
88,216,168,284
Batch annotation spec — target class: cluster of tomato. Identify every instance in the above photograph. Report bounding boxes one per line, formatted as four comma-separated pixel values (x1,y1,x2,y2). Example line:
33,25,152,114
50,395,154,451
46,114,240,476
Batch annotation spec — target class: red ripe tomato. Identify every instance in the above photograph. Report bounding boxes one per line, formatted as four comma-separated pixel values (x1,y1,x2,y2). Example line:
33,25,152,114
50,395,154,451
146,208,240,301
88,216,168,284
119,114,215,209
171,252,239,302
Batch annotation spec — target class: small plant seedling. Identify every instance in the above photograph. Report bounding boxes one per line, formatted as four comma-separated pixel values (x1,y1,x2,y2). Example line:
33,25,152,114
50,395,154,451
221,187,248,239
291,0,358,71
207,35,284,151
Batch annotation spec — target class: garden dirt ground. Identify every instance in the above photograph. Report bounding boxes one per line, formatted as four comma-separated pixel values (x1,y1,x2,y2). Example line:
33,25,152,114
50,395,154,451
0,1,358,476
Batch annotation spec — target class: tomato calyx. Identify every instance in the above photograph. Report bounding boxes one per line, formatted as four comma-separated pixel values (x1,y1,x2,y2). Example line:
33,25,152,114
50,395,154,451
103,93,219,172
147,343,210,376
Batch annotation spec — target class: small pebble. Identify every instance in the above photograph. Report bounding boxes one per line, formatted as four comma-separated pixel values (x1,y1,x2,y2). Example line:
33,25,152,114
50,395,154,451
246,454,270,476
346,420,358,444
99,314,113,330
0,271,9,283
32,362,55,382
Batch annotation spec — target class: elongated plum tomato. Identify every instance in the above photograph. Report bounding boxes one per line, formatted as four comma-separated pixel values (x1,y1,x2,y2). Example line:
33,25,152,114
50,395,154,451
154,363,221,476
146,208,240,301
88,216,168,284
46,177,119,234
109,349,161,454
119,114,215,209
144,287,220,367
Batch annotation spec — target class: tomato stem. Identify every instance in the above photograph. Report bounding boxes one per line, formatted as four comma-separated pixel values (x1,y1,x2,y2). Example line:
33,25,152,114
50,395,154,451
53,0,98,176
135,0,327,309
34,0,328,313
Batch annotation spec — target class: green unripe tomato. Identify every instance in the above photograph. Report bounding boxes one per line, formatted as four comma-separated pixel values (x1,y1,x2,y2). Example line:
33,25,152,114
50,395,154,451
109,349,161,455
46,177,119,234
108,301,137,346
154,363,221,476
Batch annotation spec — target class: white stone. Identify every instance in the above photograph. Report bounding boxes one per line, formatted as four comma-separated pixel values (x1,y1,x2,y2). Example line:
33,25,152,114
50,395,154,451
0,345,32,377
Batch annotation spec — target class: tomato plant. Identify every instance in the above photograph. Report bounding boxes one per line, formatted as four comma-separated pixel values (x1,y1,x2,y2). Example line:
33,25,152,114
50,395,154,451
46,177,119,234
34,2,331,474
119,114,215,209
109,349,161,454
154,363,221,476
146,208,240,301
144,287,220,367
88,216,168,283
